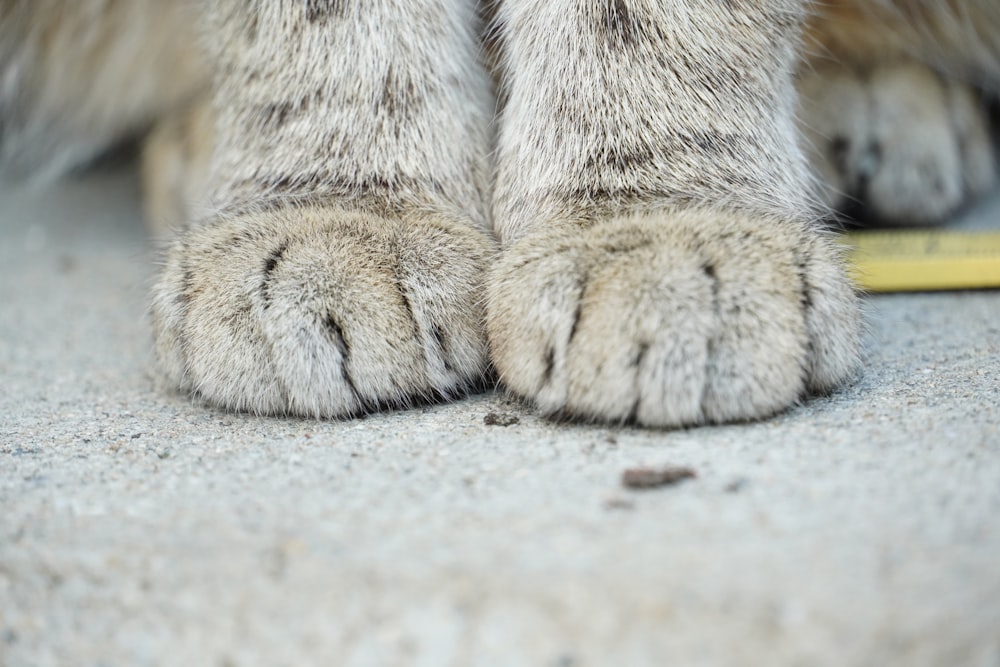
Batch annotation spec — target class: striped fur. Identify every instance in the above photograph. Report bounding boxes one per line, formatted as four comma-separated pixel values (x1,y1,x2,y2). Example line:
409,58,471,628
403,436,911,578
2,1,997,424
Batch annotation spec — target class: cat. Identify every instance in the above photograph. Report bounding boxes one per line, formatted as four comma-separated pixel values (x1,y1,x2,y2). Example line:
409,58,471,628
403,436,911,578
1,0,996,427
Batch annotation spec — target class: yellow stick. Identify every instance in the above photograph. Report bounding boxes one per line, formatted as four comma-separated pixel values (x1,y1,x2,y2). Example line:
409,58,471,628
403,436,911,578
840,230,1000,292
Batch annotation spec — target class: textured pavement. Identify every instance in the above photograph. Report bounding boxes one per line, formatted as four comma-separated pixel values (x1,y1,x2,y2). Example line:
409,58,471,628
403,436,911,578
2,167,999,666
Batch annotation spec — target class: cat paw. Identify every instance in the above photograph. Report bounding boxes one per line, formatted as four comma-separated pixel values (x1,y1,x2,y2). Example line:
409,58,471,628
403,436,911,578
799,61,997,225
152,205,495,417
486,210,861,427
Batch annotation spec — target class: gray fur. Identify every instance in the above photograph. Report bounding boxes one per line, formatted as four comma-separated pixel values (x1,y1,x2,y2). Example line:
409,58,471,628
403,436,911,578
2,0,998,425
153,0,497,416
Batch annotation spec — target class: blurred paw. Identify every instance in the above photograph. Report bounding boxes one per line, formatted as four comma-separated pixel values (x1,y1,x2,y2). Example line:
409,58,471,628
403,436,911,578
799,61,996,225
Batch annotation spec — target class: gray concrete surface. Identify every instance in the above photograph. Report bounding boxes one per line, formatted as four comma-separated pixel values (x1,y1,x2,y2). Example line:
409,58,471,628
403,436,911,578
2,167,999,666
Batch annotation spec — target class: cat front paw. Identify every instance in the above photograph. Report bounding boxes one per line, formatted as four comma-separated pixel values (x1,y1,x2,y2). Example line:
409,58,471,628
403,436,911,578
486,210,861,427
152,205,494,417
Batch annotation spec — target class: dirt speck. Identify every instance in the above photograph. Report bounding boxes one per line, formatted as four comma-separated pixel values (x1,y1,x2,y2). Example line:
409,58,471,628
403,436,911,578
724,477,749,493
622,465,697,490
56,255,77,274
484,411,520,427
603,495,635,510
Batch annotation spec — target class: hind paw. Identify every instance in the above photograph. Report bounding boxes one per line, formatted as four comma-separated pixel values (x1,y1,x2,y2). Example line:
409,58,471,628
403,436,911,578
799,61,997,225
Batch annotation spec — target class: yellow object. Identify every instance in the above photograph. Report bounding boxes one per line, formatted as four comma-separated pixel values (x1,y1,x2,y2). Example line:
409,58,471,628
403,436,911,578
840,230,1000,292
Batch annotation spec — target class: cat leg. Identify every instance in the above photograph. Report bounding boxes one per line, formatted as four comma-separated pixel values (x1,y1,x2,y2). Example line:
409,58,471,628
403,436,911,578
0,0,207,179
487,0,861,427
152,0,496,417
142,96,216,238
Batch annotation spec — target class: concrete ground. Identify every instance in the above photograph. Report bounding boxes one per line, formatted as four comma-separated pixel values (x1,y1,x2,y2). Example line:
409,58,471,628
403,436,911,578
1,166,999,667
